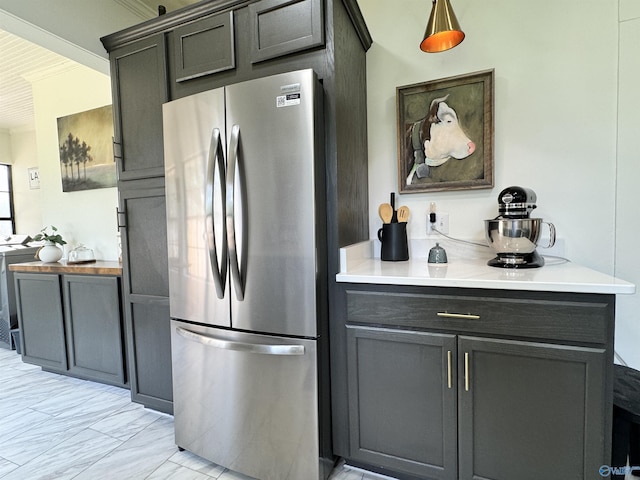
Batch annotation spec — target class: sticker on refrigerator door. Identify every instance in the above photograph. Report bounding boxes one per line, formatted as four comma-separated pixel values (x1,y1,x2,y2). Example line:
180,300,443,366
276,93,301,108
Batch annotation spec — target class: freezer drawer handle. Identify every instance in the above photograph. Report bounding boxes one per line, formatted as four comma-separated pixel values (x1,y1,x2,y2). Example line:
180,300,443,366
176,326,305,355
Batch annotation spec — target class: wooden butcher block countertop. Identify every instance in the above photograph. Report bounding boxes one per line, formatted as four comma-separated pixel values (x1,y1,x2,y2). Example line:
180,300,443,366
9,260,122,276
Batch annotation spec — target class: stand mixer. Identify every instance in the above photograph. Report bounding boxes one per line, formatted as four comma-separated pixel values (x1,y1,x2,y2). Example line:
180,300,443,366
485,186,556,268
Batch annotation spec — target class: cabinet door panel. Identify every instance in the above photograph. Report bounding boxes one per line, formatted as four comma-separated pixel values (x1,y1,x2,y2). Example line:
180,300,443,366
174,11,235,81
127,301,173,413
458,336,606,480
63,275,125,385
120,185,169,298
111,34,168,180
15,273,66,371
119,182,173,413
249,0,324,63
347,325,457,480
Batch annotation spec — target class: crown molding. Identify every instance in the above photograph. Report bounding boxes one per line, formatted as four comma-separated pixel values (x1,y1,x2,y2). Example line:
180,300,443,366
0,9,110,75
111,0,156,20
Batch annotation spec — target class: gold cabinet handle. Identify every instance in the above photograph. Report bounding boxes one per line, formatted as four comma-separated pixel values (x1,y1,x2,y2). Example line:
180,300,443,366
447,350,452,389
437,312,480,320
464,352,470,391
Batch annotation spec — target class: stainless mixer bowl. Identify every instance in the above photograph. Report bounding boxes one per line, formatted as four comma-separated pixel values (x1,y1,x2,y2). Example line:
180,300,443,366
485,218,555,255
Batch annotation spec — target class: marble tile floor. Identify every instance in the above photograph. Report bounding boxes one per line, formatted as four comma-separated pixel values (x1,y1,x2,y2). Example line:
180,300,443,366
0,347,395,480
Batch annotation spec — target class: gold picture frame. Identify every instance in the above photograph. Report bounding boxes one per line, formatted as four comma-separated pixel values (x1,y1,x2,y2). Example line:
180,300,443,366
397,69,494,193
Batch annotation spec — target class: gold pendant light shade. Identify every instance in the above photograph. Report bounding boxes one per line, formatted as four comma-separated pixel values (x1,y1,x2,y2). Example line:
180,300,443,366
420,0,465,53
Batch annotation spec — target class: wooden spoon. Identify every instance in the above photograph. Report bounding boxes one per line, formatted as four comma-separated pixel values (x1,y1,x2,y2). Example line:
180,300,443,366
378,203,393,224
397,206,410,223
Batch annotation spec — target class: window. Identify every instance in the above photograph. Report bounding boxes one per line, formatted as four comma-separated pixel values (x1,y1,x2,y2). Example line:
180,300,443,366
0,165,15,235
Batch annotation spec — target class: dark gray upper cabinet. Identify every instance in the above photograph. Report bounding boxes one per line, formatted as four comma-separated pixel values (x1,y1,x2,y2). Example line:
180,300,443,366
249,0,324,63
110,34,169,180
174,11,235,82
337,283,614,480
101,0,371,263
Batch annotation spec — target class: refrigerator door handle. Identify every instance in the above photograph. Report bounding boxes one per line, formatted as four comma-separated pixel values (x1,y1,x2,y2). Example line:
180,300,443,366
206,128,227,299
176,326,305,355
226,124,245,301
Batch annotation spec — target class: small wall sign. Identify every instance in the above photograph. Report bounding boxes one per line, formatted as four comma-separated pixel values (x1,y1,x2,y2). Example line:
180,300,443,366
28,167,40,189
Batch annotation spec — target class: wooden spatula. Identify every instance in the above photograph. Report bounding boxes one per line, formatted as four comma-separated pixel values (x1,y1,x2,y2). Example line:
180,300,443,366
397,206,410,223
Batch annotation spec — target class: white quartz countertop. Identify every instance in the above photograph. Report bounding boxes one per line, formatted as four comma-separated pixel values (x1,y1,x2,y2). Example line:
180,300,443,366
337,240,635,295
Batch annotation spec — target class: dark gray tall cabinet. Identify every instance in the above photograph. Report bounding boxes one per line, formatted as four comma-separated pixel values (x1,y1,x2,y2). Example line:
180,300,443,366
101,0,371,418
108,33,172,414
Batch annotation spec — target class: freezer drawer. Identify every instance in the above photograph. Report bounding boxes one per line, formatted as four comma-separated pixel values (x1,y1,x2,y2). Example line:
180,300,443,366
170,320,321,480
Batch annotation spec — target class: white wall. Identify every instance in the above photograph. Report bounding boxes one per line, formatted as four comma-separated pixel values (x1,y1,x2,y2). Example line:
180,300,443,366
0,130,11,161
9,127,42,235
30,64,118,260
359,0,617,271
615,1,640,367
358,1,639,366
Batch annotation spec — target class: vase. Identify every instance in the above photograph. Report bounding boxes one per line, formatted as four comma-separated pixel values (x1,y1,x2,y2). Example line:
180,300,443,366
38,242,63,263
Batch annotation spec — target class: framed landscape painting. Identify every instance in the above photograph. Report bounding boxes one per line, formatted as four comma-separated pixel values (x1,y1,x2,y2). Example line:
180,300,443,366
57,105,115,192
397,69,494,193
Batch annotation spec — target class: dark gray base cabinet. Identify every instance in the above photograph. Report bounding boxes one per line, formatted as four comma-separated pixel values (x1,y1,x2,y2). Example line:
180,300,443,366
15,273,126,387
340,284,614,480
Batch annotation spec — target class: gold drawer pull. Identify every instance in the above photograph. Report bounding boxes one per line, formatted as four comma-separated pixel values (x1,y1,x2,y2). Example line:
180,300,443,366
437,312,480,320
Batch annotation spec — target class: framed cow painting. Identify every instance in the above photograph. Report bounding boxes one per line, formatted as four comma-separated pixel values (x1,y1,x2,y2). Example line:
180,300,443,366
397,69,494,193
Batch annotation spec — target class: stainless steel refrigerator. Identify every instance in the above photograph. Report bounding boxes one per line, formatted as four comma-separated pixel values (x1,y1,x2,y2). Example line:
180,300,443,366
163,69,330,480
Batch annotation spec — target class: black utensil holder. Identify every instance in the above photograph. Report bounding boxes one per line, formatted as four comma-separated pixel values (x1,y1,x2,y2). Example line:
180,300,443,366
378,222,409,261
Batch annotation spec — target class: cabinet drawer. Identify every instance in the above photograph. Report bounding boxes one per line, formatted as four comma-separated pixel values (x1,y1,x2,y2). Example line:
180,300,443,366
249,0,324,63
174,11,235,82
345,287,613,345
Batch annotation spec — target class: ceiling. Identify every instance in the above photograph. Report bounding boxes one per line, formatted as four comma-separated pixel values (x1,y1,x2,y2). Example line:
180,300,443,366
0,30,75,130
0,0,200,131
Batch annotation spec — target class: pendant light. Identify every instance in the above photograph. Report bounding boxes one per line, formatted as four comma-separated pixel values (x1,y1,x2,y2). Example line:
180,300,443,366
420,0,465,53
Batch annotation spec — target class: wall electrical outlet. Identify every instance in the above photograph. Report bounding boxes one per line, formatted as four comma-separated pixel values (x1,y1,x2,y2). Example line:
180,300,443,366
427,213,450,235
